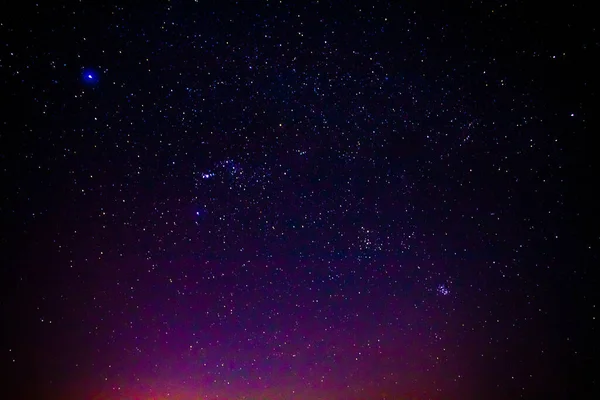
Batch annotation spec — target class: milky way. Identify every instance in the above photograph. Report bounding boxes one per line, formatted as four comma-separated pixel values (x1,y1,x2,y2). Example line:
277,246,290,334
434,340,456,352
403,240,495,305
1,1,595,399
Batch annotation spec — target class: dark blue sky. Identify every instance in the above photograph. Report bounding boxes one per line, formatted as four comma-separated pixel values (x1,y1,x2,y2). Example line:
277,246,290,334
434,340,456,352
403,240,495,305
0,1,596,399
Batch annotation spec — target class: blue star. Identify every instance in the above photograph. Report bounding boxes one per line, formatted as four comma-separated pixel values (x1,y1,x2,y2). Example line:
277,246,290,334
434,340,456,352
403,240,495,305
82,69,100,85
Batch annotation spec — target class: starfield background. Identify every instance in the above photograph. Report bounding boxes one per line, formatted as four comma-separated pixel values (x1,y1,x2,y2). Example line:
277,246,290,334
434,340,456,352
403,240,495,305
0,1,596,399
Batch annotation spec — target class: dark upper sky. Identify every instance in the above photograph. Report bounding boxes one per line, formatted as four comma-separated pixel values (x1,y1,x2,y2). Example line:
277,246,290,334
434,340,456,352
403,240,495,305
0,1,596,399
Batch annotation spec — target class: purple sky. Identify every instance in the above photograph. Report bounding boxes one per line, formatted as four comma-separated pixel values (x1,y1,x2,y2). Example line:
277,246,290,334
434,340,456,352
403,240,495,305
1,1,595,399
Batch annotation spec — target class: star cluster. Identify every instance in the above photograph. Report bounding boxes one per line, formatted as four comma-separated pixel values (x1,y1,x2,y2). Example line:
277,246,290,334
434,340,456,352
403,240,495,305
1,1,595,399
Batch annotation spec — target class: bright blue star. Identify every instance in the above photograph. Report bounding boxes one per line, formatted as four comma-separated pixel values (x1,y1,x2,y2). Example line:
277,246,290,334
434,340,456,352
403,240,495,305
82,69,100,85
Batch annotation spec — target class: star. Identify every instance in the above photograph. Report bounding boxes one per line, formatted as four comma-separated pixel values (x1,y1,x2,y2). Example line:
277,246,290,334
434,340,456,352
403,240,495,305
82,69,100,85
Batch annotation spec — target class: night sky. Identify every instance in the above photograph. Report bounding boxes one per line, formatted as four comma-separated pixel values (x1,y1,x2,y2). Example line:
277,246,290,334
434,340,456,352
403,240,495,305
1,1,596,399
